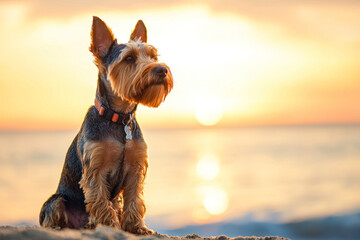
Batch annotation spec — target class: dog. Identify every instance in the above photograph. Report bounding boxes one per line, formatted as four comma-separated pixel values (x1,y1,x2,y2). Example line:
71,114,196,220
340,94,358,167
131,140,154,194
39,16,173,235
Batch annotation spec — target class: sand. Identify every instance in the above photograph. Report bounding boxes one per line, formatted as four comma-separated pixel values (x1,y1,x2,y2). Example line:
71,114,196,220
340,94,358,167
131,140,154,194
0,226,289,240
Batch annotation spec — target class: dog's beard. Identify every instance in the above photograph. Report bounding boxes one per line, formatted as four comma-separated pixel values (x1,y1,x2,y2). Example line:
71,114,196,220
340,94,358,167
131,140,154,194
135,84,169,107
109,77,172,108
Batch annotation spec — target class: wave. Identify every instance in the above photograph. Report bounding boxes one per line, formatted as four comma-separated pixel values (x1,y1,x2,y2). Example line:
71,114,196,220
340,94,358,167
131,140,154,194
157,211,360,239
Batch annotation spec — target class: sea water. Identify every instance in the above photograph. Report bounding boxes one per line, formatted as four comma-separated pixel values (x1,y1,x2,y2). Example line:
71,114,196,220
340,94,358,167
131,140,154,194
0,125,359,238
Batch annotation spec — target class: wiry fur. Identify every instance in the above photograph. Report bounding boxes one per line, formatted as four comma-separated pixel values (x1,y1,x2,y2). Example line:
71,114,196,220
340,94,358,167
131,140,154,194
39,16,173,235
79,139,124,228
108,41,173,108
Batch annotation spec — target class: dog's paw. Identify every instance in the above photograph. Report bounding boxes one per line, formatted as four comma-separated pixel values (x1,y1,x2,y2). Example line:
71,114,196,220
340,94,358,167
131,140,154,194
133,226,155,235
87,218,121,230
109,221,121,229
122,222,154,235
86,216,97,229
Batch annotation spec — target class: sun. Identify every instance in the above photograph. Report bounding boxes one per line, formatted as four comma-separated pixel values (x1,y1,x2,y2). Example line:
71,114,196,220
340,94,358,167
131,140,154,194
195,96,223,126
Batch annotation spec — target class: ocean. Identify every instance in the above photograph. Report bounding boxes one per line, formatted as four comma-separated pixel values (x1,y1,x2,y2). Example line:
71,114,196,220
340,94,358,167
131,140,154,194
0,125,359,239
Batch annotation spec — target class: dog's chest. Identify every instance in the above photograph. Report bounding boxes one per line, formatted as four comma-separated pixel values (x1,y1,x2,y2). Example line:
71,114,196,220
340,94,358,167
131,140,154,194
102,138,148,199
92,137,146,178
95,137,124,179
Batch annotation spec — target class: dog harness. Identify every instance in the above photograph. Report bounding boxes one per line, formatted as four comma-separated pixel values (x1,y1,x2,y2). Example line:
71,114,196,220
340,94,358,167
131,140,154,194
94,98,137,140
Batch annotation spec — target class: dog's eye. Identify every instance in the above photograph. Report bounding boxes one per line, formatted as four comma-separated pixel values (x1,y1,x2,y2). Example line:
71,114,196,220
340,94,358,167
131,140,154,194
125,56,135,63
152,56,158,61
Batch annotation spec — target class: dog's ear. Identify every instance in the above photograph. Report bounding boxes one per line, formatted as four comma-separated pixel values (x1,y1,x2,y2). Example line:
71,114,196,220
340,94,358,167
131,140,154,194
130,20,147,43
90,16,115,58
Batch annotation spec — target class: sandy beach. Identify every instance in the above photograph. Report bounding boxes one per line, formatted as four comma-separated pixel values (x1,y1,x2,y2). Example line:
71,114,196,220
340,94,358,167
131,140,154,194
0,226,289,240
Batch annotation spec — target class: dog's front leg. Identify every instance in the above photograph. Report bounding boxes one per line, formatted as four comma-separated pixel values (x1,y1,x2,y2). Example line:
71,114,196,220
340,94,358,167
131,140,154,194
121,140,154,235
79,140,122,229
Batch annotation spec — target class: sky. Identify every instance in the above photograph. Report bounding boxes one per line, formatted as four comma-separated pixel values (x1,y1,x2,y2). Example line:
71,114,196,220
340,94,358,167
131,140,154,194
0,0,360,130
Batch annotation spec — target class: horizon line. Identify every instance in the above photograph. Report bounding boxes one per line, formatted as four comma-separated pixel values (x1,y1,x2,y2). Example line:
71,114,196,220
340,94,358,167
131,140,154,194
1,122,359,132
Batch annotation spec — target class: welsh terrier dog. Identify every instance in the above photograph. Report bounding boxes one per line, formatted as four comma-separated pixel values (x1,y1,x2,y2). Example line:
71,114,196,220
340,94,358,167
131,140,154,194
39,16,173,235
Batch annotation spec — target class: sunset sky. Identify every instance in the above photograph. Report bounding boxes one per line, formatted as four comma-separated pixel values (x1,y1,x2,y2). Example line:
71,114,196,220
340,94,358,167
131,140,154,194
1,0,360,130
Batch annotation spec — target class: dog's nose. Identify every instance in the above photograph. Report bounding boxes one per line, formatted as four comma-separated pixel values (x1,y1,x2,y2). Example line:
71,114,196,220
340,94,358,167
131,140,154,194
154,66,168,78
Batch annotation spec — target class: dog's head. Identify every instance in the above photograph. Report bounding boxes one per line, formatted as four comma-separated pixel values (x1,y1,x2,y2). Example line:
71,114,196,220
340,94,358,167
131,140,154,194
90,16,173,108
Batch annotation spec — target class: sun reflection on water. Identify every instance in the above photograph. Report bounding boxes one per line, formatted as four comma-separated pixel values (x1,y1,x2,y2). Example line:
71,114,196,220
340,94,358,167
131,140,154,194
202,186,228,215
196,153,228,217
196,154,219,180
